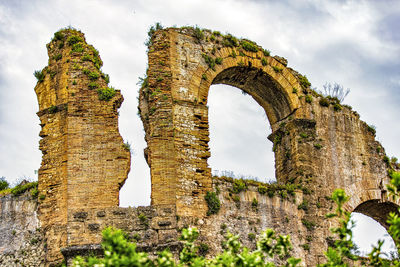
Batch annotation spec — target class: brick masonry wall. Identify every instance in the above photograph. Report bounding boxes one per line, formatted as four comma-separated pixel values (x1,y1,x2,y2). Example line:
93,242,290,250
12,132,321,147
1,27,399,266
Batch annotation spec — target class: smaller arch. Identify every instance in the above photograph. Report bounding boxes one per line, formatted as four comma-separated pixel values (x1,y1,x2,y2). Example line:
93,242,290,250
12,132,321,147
354,199,399,229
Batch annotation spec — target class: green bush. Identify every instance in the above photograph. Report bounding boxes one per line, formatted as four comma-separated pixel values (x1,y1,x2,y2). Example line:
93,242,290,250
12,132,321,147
67,35,83,46
102,73,110,84
223,34,239,47
97,87,116,101
215,57,223,65
10,181,38,197
34,70,45,82
261,58,267,66
240,40,258,52
258,185,268,195
300,132,308,138
123,142,131,151
193,26,204,41
232,179,247,194
31,187,39,198
263,49,271,56
202,53,216,70
297,200,309,211
305,95,312,103
53,31,64,41
88,82,98,89
319,97,330,107
81,54,92,62
205,191,221,215
198,243,209,255
88,71,100,80
145,22,163,47
299,75,311,88
301,219,316,230
72,226,300,267
53,53,62,61
251,198,258,210
367,124,376,135
314,143,323,150
0,177,9,191
272,66,283,73
71,43,84,53
333,103,342,111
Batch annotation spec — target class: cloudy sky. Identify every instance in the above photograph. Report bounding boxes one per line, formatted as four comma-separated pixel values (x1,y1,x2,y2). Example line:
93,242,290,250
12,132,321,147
0,0,399,255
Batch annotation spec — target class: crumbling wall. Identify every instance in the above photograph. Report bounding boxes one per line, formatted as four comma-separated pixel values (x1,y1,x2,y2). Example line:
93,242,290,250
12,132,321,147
0,192,45,267
1,27,398,266
139,27,400,266
34,28,130,264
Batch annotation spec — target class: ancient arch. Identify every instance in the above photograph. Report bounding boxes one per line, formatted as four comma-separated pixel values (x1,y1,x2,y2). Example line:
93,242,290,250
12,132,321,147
139,28,305,217
2,27,397,266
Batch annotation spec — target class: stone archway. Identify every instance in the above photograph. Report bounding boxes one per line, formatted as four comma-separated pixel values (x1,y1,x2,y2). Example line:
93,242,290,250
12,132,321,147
354,199,398,229
139,28,304,217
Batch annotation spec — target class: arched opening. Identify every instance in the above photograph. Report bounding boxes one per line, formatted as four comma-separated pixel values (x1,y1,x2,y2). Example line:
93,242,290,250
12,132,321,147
208,84,275,182
205,66,295,184
210,66,293,125
351,200,399,258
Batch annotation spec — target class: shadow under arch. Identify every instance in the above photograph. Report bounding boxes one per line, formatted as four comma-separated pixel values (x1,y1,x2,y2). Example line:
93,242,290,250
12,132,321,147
209,66,294,126
353,199,399,229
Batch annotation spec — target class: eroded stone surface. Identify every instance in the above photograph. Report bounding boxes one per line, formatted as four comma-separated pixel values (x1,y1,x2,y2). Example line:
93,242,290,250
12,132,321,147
1,27,399,266
34,28,130,264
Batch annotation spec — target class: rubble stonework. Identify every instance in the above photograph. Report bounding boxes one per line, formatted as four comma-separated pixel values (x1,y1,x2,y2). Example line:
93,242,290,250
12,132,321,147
0,27,399,266
34,28,130,264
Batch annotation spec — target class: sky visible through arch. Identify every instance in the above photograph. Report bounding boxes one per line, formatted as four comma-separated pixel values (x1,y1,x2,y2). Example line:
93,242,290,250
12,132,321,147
0,0,399,257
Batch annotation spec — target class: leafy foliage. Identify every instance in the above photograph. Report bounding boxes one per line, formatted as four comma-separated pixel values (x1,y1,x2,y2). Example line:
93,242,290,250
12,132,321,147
145,22,163,47
240,40,258,52
205,191,221,215
10,181,38,197
319,189,358,266
34,70,45,82
97,87,116,101
193,26,204,42
202,53,216,70
72,226,301,267
232,178,247,194
299,75,311,89
67,35,83,46
0,177,9,191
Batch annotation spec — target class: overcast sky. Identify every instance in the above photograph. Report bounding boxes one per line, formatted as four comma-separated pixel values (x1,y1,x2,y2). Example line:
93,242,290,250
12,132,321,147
0,0,399,255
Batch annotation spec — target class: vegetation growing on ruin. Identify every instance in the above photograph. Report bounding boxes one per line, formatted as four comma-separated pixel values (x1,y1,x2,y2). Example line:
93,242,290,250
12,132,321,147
0,177,9,191
97,87,116,101
205,191,221,215
298,75,311,89
33,70,45,82
214,175,306,201
145,22,163,48
0,178,38,198
72,225,300,267
240,39,258,52
272,66,283,73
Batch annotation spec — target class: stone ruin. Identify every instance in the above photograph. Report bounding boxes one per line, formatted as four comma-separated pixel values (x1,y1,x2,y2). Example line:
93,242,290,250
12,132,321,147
0,27,399,266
